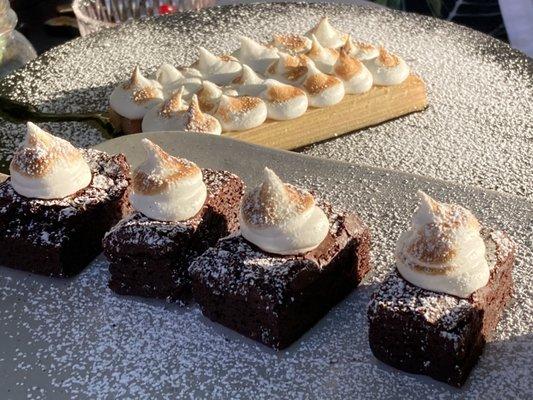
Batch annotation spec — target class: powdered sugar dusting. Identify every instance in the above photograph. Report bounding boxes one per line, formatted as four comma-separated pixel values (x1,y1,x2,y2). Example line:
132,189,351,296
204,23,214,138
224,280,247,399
0,3,530,198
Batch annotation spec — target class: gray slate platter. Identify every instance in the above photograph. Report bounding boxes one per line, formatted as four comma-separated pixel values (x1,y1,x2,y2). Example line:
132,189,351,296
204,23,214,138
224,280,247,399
0,132,532,399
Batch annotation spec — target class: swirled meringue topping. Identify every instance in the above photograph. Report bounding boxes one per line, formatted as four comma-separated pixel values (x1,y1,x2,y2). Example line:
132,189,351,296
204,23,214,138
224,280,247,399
265,52,308,84
334,48,373,94
365,47,410,86
306,34,339,74
231,64,266,96
9,122,92,199
213,94,267,131
130,139,207,222
197,81,238,114
235,36,279,73
271,34,312,54
305,17,347,49
194,47,242,85
301,60,345,107
142,91,221,135
110,66,164,119
341,36,379,61
395,191,490,298
239,167,329,255
259,79,308,120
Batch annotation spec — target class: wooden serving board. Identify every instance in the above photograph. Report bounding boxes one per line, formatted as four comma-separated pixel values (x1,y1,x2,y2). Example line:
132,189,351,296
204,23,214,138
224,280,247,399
225,74,428,150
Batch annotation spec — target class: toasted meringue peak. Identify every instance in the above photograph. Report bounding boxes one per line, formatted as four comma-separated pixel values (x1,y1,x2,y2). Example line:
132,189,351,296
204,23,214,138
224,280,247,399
231,64,266,96
155,63,184,86
142,93,221,135
302,60,345,107
196,80,238,114
395,191,490,298
259,79,308,120
305,17,347,49
194,47,242,85
110,66,164,119
366,47,410,85
235,36,279,73
130,139,207,222
160,87,188,116
306,34,339,74
271,34,312,54
178,67,203,79
334,49,373,94
265,52,308,84
341,36,379,61
9,123,92,199
213,94,267,131
239,167,329,255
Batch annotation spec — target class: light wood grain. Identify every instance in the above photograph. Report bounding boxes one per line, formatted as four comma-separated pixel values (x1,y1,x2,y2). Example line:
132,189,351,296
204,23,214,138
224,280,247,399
225,74,428,150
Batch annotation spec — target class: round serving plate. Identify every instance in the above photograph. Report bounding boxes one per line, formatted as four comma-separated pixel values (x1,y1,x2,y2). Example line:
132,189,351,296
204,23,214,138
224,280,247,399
0,131,532,399
0,2,531,199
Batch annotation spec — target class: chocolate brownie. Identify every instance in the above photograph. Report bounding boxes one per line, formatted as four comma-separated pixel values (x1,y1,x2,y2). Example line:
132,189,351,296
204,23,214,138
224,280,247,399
0,149,131,277
367,228,515,387
190,203,371,349
103,169,244,301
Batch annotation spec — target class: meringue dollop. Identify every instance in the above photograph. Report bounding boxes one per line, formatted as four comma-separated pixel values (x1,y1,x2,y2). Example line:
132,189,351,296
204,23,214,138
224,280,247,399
306,34,339,74
239,167,329,255
395,191,490,298
130,139,207,222
109,66,164,119
259,79,308,120
305,17,347,49
213,94,267,131
235,36,279,73
333,48,373,94
301,60,345,107
271,34,312,55
365,47,410,86
194,47,242,85
9,122,92,199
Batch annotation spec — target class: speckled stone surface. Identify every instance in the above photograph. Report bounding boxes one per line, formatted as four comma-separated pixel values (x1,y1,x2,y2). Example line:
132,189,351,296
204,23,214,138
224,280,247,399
0,132,531,399
0,3,531,199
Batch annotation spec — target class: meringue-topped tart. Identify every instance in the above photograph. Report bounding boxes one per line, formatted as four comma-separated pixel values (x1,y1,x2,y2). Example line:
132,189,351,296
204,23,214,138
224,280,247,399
365,47,410,86
130,139,207,222
10,122,92,200
0,124,131,277
396,191,490,298
240,168,329,255
368,191,515,386
190,166,371,349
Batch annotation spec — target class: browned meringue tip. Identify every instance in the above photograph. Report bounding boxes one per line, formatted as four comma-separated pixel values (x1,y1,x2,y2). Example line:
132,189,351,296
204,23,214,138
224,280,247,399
266,83,305,102
334,48,362,79
159,87,185,117
303,68,342,95
378,46,400,67
217,95,263,118
124,66,141,89
272,34,309,52
132,86,160,104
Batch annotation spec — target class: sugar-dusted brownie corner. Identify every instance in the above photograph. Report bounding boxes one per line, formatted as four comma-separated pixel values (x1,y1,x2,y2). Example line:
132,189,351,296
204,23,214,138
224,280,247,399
103,169,244,301
0,149,131,277
367,228,515,387
190,203,371,349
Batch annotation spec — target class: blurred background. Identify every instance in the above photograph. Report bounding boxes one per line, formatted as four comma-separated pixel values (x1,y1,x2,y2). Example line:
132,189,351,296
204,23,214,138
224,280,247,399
1,0,531,78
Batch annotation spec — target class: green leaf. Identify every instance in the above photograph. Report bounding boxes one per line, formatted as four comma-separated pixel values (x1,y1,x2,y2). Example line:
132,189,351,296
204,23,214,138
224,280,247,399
426,0,442,18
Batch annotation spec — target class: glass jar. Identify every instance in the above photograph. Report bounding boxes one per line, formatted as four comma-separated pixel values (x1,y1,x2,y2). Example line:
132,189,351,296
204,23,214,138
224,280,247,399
0,0,37,78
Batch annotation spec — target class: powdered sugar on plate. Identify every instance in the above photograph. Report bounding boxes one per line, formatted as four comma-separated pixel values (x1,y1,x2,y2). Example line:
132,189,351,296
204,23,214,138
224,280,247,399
0,3,531,199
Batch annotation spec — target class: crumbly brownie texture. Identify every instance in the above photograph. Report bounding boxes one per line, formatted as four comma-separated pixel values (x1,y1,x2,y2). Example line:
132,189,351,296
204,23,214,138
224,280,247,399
108,108,142,135
367,228,515,387
190,202,371,349
103,169,244,301
0,149,131,277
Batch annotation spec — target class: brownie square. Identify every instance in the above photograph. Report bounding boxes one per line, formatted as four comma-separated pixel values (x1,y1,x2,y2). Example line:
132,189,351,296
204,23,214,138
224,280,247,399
0,149,131,277
190,203,371,349
367,228,515,387
103,169,244,301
